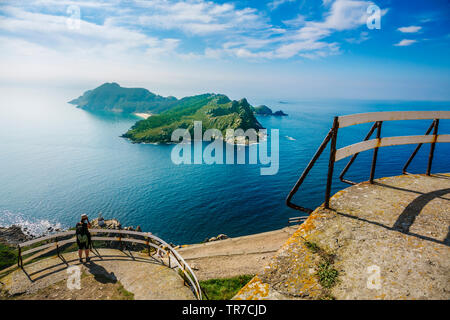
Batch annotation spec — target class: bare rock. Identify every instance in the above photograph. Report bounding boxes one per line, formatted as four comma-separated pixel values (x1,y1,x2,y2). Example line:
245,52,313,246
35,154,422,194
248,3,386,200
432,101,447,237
0,225,32,245
204,234,229,243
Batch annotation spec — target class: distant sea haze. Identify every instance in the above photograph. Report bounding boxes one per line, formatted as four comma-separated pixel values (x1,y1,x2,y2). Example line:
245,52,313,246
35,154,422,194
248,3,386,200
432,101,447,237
0,86,449,244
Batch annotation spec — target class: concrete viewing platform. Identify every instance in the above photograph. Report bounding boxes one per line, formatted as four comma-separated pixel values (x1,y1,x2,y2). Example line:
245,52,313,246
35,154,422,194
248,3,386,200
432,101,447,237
234,173,450,300
0,249,195,300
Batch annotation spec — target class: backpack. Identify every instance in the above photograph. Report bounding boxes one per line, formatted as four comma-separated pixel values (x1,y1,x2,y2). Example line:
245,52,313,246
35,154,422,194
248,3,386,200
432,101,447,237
76,223,89,244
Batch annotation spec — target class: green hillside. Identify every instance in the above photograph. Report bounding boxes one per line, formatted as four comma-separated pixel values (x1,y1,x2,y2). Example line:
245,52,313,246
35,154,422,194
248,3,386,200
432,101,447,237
69,82,178,114
254,105,273,115
122,94,263,143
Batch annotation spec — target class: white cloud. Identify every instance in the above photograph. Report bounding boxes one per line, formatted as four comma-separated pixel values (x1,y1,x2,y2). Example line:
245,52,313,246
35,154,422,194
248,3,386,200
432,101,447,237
0,5,180,57
398,26,422,33
283,14,306,27
271,0,378,58
0,1,447,101
319,0,369,30
346,31,370,43
130,0,267,36
268,0,296,10
211,0,383,60
0,0,388,64
275,41,339,58
394,39,417,47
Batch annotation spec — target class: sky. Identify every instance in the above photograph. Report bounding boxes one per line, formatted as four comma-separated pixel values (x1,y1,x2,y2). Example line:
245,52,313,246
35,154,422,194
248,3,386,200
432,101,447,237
0,0,449,101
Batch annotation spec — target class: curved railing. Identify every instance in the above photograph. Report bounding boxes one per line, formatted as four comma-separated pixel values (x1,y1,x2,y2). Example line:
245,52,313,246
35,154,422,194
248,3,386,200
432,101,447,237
16,229,203,300
286,110,450,213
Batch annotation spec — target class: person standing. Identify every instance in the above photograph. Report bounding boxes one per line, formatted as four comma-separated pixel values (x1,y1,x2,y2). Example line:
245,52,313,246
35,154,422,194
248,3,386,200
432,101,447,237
76,214,91,263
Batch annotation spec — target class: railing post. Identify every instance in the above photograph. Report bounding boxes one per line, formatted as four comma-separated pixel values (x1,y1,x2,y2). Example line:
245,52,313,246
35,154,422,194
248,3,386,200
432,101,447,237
370,121,382,183
17,245,23,269
325,117,339,209
146,237,150,256
340,122,378,185
402,120,436,174
286,128,333,213
55,236,61,257
427,119,439,176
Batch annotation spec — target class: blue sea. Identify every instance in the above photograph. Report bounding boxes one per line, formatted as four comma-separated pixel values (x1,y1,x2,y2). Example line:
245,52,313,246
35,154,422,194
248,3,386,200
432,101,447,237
0,86,449,244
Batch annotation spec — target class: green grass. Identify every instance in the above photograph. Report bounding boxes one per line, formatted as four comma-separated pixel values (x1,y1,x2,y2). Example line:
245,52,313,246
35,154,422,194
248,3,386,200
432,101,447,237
302,239,339,298
116,283,135,300
316,262,339,289
304,240,321,254
0,243,17,271
199,275,254,300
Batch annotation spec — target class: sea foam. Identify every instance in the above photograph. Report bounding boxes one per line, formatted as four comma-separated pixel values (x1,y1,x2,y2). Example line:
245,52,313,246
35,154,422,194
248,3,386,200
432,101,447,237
0,210,64,237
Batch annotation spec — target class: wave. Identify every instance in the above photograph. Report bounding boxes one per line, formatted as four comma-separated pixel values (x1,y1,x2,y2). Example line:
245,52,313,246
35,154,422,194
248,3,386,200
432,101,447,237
0,210,65,237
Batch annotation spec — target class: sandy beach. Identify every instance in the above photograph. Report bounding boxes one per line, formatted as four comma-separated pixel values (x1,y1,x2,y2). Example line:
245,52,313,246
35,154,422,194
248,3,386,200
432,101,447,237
134,112,152,119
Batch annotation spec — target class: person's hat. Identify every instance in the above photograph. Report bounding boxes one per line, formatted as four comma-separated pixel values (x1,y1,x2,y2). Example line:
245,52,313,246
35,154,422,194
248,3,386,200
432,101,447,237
81,214,88,219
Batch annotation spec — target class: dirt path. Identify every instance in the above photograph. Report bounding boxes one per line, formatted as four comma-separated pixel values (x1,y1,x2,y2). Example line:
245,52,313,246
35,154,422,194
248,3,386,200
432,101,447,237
177,226,298,280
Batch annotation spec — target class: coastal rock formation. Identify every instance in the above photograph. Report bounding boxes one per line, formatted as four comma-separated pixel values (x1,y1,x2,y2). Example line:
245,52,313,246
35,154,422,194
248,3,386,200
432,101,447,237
90,217,122,230
0,225,32,245
254,105,288,116
203,234,229,243
273,110,288,116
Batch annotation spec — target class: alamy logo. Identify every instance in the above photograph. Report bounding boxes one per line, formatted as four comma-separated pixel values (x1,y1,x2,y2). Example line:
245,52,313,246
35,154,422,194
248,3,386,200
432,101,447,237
66,5,81,30
67,266,81,290
367,265,381,290
366,4,381,30
171,121,279,175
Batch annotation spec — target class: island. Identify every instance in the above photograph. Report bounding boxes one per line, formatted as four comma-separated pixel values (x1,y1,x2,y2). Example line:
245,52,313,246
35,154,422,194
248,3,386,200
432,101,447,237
123,94,263,143
253,105,288,116
69,82,178,114
70,83,263,144
273,110,288,116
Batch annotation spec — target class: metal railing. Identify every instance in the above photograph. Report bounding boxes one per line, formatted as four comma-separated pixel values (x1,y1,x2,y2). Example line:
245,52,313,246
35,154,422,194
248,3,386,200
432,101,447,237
286,111,450,213
288,216,308,225
16,229,203,300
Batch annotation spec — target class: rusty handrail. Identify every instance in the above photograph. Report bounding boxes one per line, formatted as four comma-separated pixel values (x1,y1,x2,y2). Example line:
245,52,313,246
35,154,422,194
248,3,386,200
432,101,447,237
339,122,378,185
286,128,334,213
286,111,450,214
402,120,436,175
